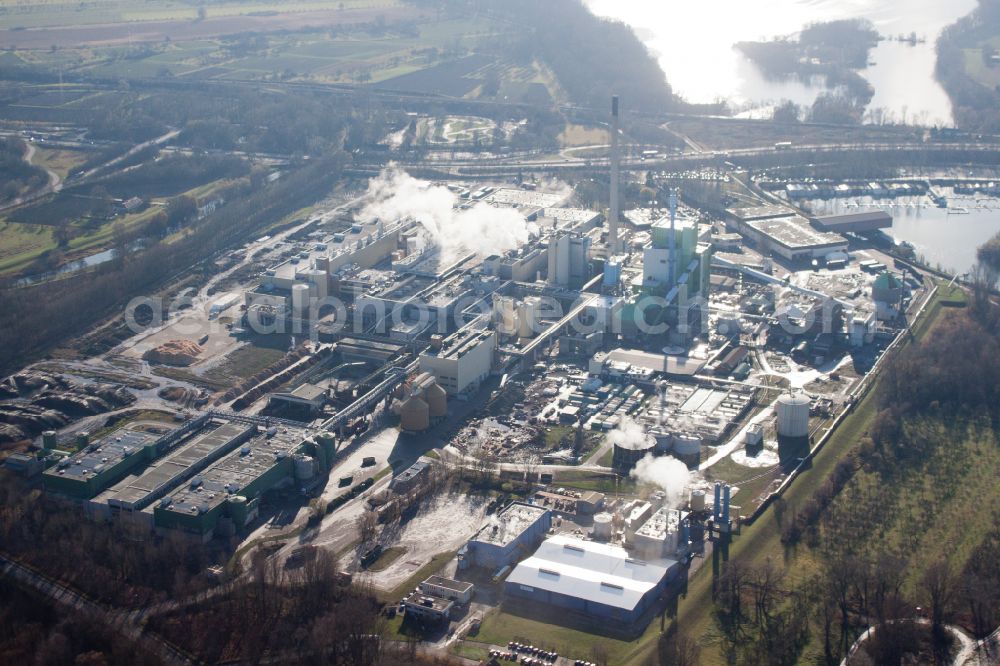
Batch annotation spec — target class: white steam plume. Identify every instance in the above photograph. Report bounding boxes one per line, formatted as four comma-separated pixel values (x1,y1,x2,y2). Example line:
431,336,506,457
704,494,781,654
606,416,652,450
357,167,534,263
630,454,691,509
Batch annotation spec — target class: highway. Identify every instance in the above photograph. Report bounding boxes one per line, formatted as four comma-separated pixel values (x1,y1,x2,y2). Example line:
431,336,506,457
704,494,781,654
361,141,1000,177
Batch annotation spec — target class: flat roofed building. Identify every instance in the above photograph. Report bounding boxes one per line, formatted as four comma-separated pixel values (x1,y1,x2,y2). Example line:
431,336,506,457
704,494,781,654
44,429,160,499
420,575,474,604
335,337,406,364
744,216,848,262
466,502,552,570
401,591,454,624
484,188,568,209
419,328,496,397
154,426,308,540
390,458,431,494
505,535,677,624
725,204,794,226
810,211,892,233
105,422,254,513
268,383,326,413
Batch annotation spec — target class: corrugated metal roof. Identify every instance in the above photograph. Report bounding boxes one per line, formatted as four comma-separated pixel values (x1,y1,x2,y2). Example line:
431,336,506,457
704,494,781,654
506,535,675,611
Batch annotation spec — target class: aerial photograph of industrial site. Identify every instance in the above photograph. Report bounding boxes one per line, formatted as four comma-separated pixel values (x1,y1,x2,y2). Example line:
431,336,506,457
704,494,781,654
2,1,1000,664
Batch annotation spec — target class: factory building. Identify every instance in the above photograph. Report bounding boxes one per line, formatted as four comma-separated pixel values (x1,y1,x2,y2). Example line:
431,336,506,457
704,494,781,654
44,429,165,499
390,458,431,494
872,271,906,320
268,383,326,415
632,507,689,560
809,211,892,234
153,425,315,541
850,308,877,347
420,575,474,604
546,232,592,287
504,535,678,626
483,247,548,282
245,217,415,322
742,216,848,262
464,502,552,570
100,421,255,520
641,216,712,299
419,327,496,397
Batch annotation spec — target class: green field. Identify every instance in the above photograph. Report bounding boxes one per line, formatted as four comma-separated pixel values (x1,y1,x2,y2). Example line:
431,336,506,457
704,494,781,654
0,1,403,29
17,15,507,87
471,608,658,664
0,221,55,273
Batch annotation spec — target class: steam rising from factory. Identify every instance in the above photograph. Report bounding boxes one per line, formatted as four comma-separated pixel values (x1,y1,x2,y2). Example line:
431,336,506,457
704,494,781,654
358,167,535,263
630,454,691,509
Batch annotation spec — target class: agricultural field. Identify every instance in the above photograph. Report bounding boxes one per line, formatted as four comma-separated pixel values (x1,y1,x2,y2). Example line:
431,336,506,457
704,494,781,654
0,220,54,274
0,0,407,32
557,123,608,148
28,145,87,180
8,14,506,88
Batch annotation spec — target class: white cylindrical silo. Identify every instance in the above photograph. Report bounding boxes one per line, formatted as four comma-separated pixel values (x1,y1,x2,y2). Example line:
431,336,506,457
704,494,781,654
776,392,810,439
592,512,613,540
690,489,706,512
291,283,310,317
672,434,702,457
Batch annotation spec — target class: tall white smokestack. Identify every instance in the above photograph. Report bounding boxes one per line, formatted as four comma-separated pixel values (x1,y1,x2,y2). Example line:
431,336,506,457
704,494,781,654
609,95,620,256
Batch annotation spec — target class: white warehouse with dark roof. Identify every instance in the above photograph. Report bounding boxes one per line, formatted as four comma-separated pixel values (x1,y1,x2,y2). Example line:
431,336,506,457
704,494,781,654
504,534,679,624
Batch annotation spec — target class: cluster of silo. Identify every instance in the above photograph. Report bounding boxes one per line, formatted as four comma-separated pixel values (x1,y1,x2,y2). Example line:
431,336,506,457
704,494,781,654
776,391,810,445
392,372,447,433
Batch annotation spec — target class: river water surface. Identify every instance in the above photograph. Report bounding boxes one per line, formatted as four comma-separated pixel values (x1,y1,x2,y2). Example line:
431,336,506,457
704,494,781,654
585,0,977,125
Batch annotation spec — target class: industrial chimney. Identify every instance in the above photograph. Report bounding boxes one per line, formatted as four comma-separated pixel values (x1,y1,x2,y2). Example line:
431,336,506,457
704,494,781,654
609,95,621,255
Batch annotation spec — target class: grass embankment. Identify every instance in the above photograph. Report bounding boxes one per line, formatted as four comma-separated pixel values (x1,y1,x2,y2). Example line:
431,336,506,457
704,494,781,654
473,608,658,664
366,546,406,573
377,550,455,604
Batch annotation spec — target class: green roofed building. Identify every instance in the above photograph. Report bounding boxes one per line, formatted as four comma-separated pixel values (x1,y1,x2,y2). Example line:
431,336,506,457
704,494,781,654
153,425,310,540
43,429,160,499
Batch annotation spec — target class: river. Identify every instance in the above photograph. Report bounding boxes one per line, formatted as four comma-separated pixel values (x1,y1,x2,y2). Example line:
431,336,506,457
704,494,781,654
803,191,1000,274
585,0,977,126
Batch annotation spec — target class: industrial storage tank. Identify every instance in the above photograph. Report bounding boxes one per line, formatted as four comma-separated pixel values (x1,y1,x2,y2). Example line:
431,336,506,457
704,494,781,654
776,392,810,439
672,434,702,458
400,391,430,432
228,495,249,526
689,489,706,512
291,283,310,317
424,381,448,418
612,437,656,471
650,427,673,454
592,512,613,540
294,455,315,481
42,430,57,450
